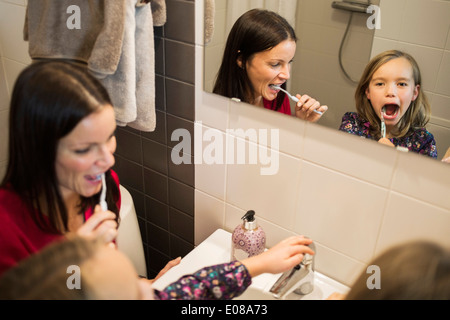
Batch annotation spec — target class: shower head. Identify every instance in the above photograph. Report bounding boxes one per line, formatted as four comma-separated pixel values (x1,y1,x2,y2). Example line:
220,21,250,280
331,1,371,13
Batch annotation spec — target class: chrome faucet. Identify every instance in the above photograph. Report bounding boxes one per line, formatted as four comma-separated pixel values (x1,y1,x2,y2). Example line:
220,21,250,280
269,241,315,299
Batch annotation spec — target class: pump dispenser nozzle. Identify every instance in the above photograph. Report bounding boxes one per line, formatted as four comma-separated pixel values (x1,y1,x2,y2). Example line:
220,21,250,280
242,210,257,231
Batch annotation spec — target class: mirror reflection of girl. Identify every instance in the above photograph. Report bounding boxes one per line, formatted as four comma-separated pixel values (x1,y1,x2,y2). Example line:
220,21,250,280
213,9,327,122
340,50,437,158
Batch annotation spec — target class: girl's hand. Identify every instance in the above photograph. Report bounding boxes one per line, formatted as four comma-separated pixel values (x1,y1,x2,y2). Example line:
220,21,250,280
76,205,118,246
378,137,395,147
242,236,315,278
294,94,327,122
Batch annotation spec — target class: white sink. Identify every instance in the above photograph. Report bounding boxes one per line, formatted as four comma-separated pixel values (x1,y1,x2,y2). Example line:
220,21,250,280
152,229,349,300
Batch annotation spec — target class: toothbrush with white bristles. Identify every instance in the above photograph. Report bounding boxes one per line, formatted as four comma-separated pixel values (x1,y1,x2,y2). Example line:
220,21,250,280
100,173,108,211
270,84,323,115
380,108,386,139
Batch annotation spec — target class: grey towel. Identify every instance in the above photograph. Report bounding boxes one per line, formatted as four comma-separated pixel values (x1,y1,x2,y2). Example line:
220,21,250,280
25,0,125,77
151,0,167,26
24,0,156,132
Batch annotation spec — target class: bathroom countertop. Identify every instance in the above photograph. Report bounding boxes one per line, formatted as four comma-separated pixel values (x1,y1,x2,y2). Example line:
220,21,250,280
152,229,234,291
151,228,349,299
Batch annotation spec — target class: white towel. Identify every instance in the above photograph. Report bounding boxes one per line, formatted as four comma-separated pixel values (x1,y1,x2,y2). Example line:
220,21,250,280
90,0,156,132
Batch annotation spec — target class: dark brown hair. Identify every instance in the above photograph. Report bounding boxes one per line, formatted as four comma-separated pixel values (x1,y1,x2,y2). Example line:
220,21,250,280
1,60,119,233
213,9,297,111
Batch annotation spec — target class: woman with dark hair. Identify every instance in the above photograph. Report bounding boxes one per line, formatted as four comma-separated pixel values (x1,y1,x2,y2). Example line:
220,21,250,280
213,9,327,122
0,60,121,276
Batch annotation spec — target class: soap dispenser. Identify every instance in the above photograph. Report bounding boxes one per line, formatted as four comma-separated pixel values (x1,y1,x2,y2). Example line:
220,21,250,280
231,210,266,261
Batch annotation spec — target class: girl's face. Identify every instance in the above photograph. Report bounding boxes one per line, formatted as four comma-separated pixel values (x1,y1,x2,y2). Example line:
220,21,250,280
366,57,419,129
241,40,296,106
56,105,116,200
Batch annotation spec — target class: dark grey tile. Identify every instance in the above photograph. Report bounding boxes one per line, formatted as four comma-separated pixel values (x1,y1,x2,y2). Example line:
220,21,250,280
145,196,169,230
166,78,195,121
142,138,168,175
165,40,195,84
115,128,142,164
154,36,164,76
113,156,144,191
165,0,195,44
147,245,170,279
153,26,164,38
155,74,165,112
169,207,193,243
166,114,194,153
168,148,194,187
170,234,194,258
147,222,170,254
143,168,168,204
141,110,166,145
169,178,194,217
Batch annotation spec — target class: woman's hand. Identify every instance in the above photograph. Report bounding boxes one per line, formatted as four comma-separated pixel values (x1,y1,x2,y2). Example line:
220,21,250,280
378,137,395,147
242,235,315,278
294,94,327,122
76,205,118,246
149,257,182,283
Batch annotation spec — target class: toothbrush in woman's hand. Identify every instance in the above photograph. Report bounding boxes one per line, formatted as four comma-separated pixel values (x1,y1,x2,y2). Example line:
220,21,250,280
270,85,323,115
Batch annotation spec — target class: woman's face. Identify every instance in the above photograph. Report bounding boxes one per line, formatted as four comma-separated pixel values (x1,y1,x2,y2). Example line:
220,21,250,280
366,57,419,129
242,40,296,106
56,105,116,200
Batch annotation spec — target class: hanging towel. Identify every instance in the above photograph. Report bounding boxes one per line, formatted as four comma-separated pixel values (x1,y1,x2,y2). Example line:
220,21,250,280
204,0,215,44
151,0,167,26
24,0,157,132
24,0,126,77
137,0,166,26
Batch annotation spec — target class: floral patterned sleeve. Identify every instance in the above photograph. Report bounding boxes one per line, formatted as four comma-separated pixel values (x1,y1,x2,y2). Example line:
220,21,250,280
154,261,252,300
339,112,371,137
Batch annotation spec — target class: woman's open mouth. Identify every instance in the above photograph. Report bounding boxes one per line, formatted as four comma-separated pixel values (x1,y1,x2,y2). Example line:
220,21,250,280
382,104,400,120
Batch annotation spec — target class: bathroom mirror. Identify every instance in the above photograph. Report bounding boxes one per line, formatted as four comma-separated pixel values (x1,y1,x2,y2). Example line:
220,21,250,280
204,0,450,162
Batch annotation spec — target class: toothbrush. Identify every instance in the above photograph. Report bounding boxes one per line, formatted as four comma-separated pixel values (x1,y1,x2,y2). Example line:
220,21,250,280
380,108,386,139
270,84,323,115
100,173,108,211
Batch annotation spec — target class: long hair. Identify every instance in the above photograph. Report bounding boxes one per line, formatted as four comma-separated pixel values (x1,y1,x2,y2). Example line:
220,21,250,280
213,9,297,111
355,50,431,139
1,60,119,233
346,241,450,300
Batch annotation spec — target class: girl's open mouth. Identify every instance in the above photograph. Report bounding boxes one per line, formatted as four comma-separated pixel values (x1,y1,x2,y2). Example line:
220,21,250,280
382,104,399,120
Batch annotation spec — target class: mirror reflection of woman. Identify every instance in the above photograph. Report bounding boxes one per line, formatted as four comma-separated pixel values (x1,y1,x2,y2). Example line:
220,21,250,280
213,9,327,122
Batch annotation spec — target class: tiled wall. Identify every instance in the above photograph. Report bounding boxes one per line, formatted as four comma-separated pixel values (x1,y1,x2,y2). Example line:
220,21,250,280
0,0,196,279
112,0,196,279
194,0,450,287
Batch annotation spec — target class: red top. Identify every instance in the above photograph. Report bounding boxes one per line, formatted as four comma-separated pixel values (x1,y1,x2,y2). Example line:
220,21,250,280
263,96,292,115
0,170,121,276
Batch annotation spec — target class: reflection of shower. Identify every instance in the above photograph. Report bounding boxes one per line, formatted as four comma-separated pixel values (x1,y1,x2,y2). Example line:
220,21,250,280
332,0,371,84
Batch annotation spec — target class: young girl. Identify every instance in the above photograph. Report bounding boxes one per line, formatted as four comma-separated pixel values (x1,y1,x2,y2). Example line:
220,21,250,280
339,50,437,158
